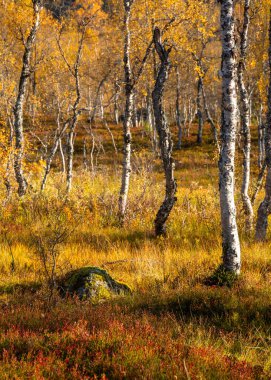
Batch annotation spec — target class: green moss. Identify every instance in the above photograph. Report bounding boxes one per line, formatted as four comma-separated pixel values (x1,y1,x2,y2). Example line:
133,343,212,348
59,266,132,301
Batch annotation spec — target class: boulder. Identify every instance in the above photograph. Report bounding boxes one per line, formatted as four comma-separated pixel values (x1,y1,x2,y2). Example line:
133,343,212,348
58,267,131,302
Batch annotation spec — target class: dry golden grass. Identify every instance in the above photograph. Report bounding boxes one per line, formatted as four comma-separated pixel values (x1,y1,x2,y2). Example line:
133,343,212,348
0,123,270,379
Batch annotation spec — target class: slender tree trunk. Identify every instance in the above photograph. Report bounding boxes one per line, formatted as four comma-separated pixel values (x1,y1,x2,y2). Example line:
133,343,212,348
147,88,157,153
256,10,271,242
237,0,253,233
66,128,75,193
114,80,121,124
41,115,70,192
118,0,134,222
3,116,14,203
65,31,84,194
258,105,265,169
252,161,267,206
187,97,195,137
132,93,138,128
13,0,41,196
104,119,118,154
196,76,204,145
41,140,60,191
90,76,108,125
82,139,87,171
202,83,220,152
59,138,66,174
218,0,241,274
152,27,177,237
31,46,37,124
176,66,182,150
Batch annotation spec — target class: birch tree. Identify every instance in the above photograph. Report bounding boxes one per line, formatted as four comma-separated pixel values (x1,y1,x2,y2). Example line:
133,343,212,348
196,75,204,145
118,0,134,222
218,0,241,275
118,0,154,222
152,27,177,236
13,0,42,196
175,66,182,150
237,0,253,233
255,9,271,242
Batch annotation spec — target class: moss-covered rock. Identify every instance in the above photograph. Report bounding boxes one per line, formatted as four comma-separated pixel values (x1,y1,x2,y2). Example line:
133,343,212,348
58,267,131,302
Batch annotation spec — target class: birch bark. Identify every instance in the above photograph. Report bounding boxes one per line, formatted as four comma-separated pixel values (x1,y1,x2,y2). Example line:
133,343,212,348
257,105,265,169
118,0,134,222
13,0,42,196
196,76,204,145
176,66,182,150
152,27,177,236
237,0,253,233
255,10,271,242
202,83,220,152
219,0,241,274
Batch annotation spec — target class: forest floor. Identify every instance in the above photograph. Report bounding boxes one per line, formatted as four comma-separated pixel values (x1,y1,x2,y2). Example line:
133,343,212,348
0,121,270,379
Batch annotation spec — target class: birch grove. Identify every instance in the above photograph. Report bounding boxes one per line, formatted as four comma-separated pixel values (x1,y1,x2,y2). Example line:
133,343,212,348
1,0,271,282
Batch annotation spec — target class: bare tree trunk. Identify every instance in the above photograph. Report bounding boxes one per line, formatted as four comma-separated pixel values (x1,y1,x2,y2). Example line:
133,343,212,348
146,88,157,153
152,27,177,237
257,105,265,169
256,10,271,242
196,76,204,145
114,80,121,124
90,76,108,125
31,45,37,124
66,68,81,193
3,115,14,204
176,66,182,150
13,0,41,196
132,93,138,128
41,139,60,191
118,0,134,222
202,83,220,152
63,30,85,194
66,127,75,193
41,96,71,192
59,138,66,173
252,161,267,206
187,97,195,137
218,0,241,274
83,138,88,170
84,123,96,175
237,0,253,234
104,119,118,154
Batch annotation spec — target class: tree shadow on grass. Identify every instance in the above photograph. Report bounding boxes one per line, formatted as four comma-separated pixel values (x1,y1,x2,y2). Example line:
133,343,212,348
130,286,271,334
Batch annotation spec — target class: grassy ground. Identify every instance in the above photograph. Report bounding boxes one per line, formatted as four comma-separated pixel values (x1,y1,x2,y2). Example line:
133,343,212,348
0,121,270,379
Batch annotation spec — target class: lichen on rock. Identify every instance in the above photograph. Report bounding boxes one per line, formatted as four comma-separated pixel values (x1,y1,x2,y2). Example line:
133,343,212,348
58,266,131,302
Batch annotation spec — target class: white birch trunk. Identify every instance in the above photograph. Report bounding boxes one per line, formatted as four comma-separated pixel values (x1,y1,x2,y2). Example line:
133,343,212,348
176,66,182,150
59,138,66,174
152,27,177,236
257,105,265,169
237,0,253,233
114,80,121,124
118,0,134,222
65,30,85,194
256,10,271,242
219,0,241,274
202,83,220,152
196,76,204,145
13,0,41,196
